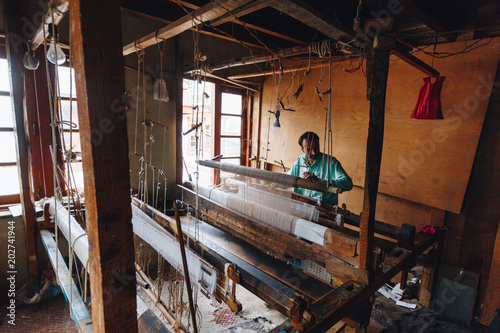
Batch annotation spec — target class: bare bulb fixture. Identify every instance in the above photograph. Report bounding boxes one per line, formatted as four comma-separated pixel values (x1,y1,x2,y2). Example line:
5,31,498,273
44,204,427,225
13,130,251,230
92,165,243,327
47,39,66,65
46,23,66,65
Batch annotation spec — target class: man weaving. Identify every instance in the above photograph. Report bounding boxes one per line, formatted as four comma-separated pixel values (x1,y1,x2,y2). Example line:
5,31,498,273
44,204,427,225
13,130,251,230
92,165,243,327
288,131,353,206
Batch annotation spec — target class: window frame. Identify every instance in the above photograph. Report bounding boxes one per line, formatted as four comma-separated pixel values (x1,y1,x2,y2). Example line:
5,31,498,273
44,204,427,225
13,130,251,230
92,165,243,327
181,78,250,186
0,58,21,204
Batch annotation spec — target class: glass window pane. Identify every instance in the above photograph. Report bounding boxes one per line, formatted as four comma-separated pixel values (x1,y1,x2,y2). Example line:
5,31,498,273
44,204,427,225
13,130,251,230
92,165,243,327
0,59,10,91
63,132,81,153
0,95,13,128
0,132,17,163
66,162,84,191
183,79,213,109
221,158,240,165
60,100,79,129
0,166,20,195
58,67,77,98
221,93,242,115
221,138,240,158
221,116,241,136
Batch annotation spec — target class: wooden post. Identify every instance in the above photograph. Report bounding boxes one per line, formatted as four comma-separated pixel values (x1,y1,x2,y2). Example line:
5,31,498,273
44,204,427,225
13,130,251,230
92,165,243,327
69,1,138,331
24,48,55,200
4,0,38,278
175,36,184,186
419,208,445,307
173,201,198,333
33,48,56,197
358,46,390,276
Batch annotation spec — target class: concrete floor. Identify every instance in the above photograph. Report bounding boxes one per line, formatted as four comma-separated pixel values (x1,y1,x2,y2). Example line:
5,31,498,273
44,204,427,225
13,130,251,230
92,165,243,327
139,283,289,332
139,283,392,333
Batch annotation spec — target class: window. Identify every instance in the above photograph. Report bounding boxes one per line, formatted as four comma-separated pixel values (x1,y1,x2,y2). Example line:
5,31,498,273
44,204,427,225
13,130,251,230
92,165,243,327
58,67,84,191
219,89,245,180
0,58,20,201
182,79,216,186
182,79,248,186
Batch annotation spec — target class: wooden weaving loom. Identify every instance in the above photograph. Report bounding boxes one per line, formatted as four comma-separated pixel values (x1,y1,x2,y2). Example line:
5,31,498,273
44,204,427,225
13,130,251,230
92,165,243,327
130,158,443,332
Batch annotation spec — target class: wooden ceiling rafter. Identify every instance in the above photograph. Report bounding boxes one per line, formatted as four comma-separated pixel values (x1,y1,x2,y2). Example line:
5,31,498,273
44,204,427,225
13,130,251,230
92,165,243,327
121,7,268,51
398,0,454,41
122,0,254,56
262,0,356,42
30,0,69,50
168,0,308,45
210,0,267,26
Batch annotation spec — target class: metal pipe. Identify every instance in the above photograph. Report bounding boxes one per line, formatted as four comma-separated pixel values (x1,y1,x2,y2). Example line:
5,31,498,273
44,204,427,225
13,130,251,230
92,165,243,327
197,159,340,193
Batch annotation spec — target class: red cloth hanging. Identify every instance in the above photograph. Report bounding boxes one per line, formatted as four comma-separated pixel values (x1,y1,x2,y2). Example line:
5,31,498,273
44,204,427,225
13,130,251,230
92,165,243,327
411,76,445,119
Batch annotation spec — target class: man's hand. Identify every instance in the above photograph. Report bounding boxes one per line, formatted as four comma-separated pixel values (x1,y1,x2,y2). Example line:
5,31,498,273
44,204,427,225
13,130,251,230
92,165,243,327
303,172,318,181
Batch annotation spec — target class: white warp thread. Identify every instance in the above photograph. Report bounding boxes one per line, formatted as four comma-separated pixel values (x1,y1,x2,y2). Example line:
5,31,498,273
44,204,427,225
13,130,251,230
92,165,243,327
228,179,319,222
131,205,217,295
197,185,327,245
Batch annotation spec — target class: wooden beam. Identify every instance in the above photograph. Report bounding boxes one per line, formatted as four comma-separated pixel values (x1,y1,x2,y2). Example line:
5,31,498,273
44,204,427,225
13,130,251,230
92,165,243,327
263,0,355,41
24,48,55,199
311,232,441,331
33,48,56,197
393,47,440,77
210,0,267,26
121,7,268,51
173,201,198,333
69,0,138,331
30,0,69,50
358,47,390,275
24,69,43,201
204,72,260,92
122,0,253,56
4,0,38,278
242,21,308,45
482,223,500,325
165,0,307,45
398,0,452,40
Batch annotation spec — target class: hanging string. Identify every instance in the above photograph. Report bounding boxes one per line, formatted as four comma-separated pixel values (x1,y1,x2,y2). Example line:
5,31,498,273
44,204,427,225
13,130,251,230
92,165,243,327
431,34,438,69
42,12,61,288
142,49,149,205
327,57,334,187
134,49,144,155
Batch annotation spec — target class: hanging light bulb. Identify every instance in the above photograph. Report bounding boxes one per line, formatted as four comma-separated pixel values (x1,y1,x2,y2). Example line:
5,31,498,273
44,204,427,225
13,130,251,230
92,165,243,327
46,23,66,65
272,109,281,132
47,38,66,65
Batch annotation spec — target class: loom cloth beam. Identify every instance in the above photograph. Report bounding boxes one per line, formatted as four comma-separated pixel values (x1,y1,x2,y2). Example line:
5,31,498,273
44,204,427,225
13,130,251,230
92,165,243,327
180,186,370,284
196,184,329,246
197,159,341,194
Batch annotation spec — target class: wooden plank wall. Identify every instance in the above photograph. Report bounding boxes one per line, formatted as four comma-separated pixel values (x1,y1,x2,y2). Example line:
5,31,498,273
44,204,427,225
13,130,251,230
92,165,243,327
259,38,500,228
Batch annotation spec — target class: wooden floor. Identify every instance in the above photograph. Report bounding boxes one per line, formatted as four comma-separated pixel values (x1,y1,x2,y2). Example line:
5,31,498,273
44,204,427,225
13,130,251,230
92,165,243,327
0,295,78,333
